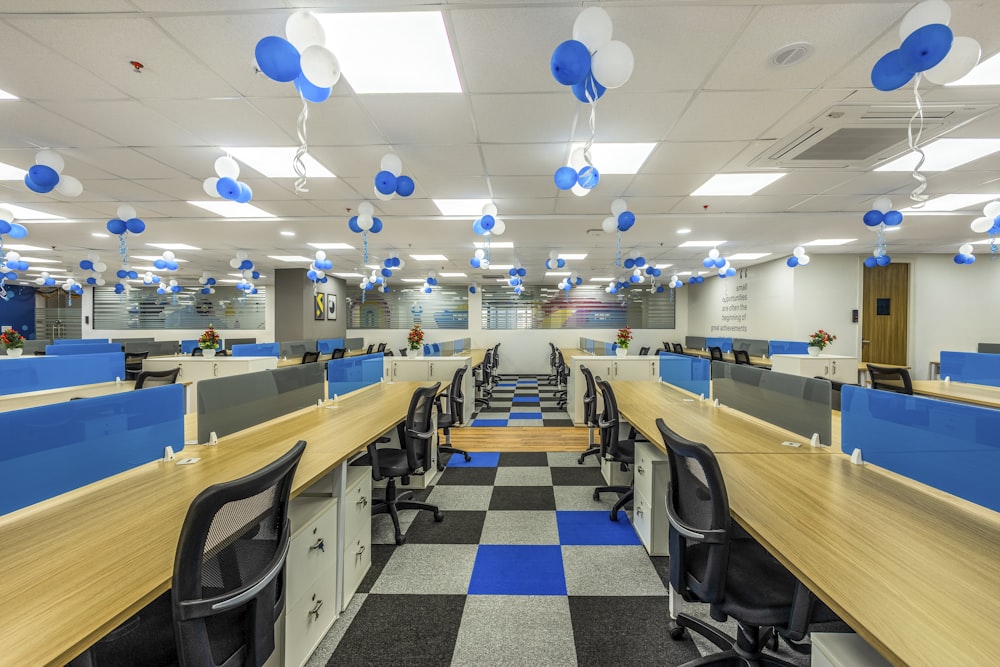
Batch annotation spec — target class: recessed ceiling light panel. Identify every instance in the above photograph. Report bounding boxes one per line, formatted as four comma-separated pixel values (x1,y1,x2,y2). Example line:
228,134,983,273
691,173,786,196
875,139,1000,172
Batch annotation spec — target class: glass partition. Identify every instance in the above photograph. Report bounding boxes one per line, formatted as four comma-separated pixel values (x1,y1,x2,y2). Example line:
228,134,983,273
224,337,258,350
46,343,122,356
658,352,711,397
685,336,707,350
1,383,184,515
230,342,280,357
769,340,809,355
0,353,125,396
328,352,384,398
317,338,345,354
279,339,317,359
705,337,733,352
841,385,1000,512
53,339,110,345
939,351,1000,387
733,338,769,357
712,362,832,444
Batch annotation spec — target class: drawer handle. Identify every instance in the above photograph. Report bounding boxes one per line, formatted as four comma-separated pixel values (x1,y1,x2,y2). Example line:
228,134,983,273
309,538,325,553
355,544,366,559
637,466,645,474
308,598,324,620
357,495,368,508
636,507,644,517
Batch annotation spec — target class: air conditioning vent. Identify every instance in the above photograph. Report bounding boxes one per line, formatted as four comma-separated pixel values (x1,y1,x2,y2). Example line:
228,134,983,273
482,274,504,280
794,127,910,161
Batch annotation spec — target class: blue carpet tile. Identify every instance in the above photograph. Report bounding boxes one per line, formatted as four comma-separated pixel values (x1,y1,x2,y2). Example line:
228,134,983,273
471,374,573,427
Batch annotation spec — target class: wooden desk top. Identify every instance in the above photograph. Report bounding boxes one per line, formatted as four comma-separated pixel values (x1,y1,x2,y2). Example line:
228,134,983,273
0,380,135,413
682,348,772,368
911,379,1000,409
0,381,435,667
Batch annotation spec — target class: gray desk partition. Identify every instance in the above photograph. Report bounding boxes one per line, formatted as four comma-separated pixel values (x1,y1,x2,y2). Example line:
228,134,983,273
21,339,51,355
977,343,1000,354
712,361,832,444
345,337,365,351
124,340,179,357
280,339,317,359
197,363,324,444
685,335,707,350
732,338,769,357
224,337,257,351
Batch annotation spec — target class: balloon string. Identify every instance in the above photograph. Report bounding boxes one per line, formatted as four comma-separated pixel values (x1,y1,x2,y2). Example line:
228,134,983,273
615,230,622,268
907,73,929,206
565,106,581,166
876,224,888,256
119,233,129,268
362,230,368,264
294,95,310,194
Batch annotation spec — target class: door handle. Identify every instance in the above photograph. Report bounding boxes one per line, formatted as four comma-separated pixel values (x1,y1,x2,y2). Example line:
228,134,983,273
862,339,871,344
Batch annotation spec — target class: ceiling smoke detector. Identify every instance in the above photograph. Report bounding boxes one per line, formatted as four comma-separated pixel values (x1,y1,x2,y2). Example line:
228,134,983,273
768,42,813,68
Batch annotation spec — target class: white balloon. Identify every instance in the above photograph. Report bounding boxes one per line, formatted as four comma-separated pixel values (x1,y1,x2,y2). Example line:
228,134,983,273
35,149,64,174
591,40,634,89
41,271,50,278
925,36,981,85
285,10,326,52
482,203,498,217
374,185,394,202
428,270,437,278
549,250,559,261
571,183,590,197
54,174,83,197
87,252,99,261
570,147,587,170
959,244,974,256
669,281,677,288
380,153,403,177
474,249,486,259
793,246,806,258
899,0,951,42
359,281,366,289
214,156,239,179
357,214,373,231
708,248,720,259
971,216,993,233
873,248,883,257
34,277,44,285
169,279,178,286
5,251,19,261
62,283,71,291
983,201,1000,218
0,207,12,222
198,276,207,284
610,198,627,216
315,250,327,261
243,270,253,279
722,260,731,270
358,201,374,216
230,258,241,268
492,218,506,235
872,197,893,214
96,278,106,286
572,7,614,53
203,177,220,198
397,259,405,269
93,262,107,273
208,288,215,294
602,216,617,233
162,250,175,261
235,250,249,261
798,254,811,266
718,269,727,277
117,205,137,221
300,45,341,88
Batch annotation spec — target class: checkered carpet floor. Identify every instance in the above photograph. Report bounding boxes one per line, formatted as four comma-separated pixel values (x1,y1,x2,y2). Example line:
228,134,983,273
305,452,826,667
470,375,573,427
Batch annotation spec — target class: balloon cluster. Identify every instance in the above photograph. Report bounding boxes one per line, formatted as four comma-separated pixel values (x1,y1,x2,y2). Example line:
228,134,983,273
969,201,1000,255
1,250,29,279
468,283,479,295
202,156,253,203
23,150,83,197
141,271,161,287
0,208,28,241
360,270,389,294
79,253,108,286
702,249,736,278
422,271,439,294
347,202,382,263
373,153,415,201
469,249,490,270
157,278,182,296
228,251,256,273
601,199,635,234
154,250,179,272
862,197,898,268
472,203,506,236
953,243,976,265
667,274,686,290
106,204,146,236
507,263,529,296
871,0,981,91
33,271,57,288
255,11,341,100
307,250,333,286
786,246,812,268
61,277,84,301
545,250,566,271
197,271,217,295
557,271,583,293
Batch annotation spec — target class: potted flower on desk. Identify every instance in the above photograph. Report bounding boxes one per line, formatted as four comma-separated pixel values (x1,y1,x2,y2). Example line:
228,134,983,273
1,329,25,357
808,329,836,356
615,325,632,357
199,324,221,358
407,324,424,357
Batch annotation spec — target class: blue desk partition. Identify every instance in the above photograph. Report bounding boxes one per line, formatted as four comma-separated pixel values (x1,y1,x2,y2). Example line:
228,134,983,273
317,338,345,355
841,385,1000,512
53,338,110,345
0,353,125,396
659,352,711,397
705,337,733,353
328,352,384,398
939,351,1000,387
0,383,184,515
180,339,199,354
769,340,809,355
230,342,280,357
46,343,122,356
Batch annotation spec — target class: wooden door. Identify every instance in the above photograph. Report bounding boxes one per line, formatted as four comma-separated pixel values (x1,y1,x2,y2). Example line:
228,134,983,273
862,262,909,365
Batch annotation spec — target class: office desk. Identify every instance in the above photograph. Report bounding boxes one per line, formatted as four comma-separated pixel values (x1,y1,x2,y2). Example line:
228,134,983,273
0,381,435,667
144,355,277,412
0,380,135,413
682,348,772,367
911,379,1000,409
609,380,1000,667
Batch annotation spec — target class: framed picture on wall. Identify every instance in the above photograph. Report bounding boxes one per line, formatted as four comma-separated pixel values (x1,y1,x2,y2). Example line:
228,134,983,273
327,294,337,320
314,292,325,320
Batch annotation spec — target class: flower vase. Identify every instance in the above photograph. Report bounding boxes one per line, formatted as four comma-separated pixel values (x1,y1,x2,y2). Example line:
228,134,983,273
807,346,820,356
616,347,628,357
202,348,217,358
6,347,23,357
413,347,423,357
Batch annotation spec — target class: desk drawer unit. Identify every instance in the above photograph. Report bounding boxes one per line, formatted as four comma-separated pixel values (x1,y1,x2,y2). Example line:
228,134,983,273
286,495,339,667
342,465,372,610
284,568,338,667
631,441,670,556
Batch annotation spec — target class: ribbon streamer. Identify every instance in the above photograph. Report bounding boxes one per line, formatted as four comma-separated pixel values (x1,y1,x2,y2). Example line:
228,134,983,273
293,95,309,194
615,230,622,268
906,73,929,206
119,233,130,268
362,230,369,264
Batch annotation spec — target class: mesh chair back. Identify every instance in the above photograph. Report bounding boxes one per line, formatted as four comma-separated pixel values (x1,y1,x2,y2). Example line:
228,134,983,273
125,351,149,364
135,368,180,389
173,440,306,667
403,384,441,473
449,367,467,422
366,344,374,354
596,379,628,459
399,348,407,357
639,346,650,356
377,342,386,352
479,350,493,385
709,346,724,362
672,343,684,354
192,348,203,356
656,419,731,604
332,348,346,359
301,351,320,364
580,365,598,427
733,350,751,365
867,364,913,394
491,343,500,370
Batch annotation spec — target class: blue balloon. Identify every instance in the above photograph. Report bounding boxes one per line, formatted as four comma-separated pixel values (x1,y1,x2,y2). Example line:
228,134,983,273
473,219,486,235
554,166,577,190
423,287,432,294
294,72,331,103
0,220,10,234
114,283,125,294
320,277,328,284
990,219,1000,236
251,270,260,279
152,276,160,283
645,266,655,275
653,269,661,277
571,73,606,103
28,164,59,188
79,260,93,270
86,277,97,285
370,217,383,234
575,277,582,285
348,215,361,233
107,218,127,235
469,286,476,294
255,36,301,83
508,268,518,277
899,23,953,73
517,268,526,277
44,277,55,286
876,255,891,267
863,210,884,226
381,268,392,277
470,257,481,268
726,268,736,277
624,258,635,269
395,175,415,197
965,254,976,264
550,40,591,86
715,258,726,269
634,257,646,267
629,274,640,283
216,177,240,200
116,269,128,279
236,182,253,204
557,258,565,269
953,254,966,264
239,260,253,270
172,285,182,293
127,271,138,280
201,288,211,295
4,271,16,280
7,223,27,239
656,285,665,293
871,50,915,92
166,261,178,271
125,217,145,234
480,214,495,231
307,270,318,280
153,259,167,270
702,257,715,268
427,277,438,286
375,170,398,196
883,210,903,226
24,173,53,193
787,256,799,267
578,165,600,189
617,211,636,232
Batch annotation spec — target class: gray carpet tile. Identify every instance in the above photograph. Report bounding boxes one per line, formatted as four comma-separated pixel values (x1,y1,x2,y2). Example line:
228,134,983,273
493,466,553,486
451,596,578,667
357,545,395,594
305,593,366,667
369,544,479,595
479,510,561,545
553,485,617,511
424,485,495,512
562,545,669,597
547,451,600,467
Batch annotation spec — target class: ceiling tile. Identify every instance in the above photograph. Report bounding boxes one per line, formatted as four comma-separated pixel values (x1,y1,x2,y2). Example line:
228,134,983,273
471,93,576,143
668,91,810,142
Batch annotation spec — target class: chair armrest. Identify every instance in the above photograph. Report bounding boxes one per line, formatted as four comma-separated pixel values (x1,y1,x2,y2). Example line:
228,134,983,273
367,442,384,481
665,501,725,544
406,427,435,440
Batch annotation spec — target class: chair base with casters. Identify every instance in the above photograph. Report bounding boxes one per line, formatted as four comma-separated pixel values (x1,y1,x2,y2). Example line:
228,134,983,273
437,413,471,471
593,459,634,521
372,475,443,545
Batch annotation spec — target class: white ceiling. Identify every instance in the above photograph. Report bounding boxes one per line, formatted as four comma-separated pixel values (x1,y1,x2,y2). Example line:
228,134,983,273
1,0,999,288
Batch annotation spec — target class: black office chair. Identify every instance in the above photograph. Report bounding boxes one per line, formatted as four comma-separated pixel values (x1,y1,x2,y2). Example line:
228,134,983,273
554,349,570,409
376,342,386,353
491,343,503,382
69,440,306,667
474,350,493,410
216,349,228,357
365,344,374,354
301,350,320,364
672,343,685,355
398,348,407,357
124,351,148,381
733,349,752,366
593,379,634,521
191,348,203,356
656,419,837,665
436,367,472,470
867,364,913,394
709,346,724,362
547,342,558,385
384,349,394,356
368,384,444,545
577,366,601,465
332,348,346,360
135,368,180,389
638,346,650,356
